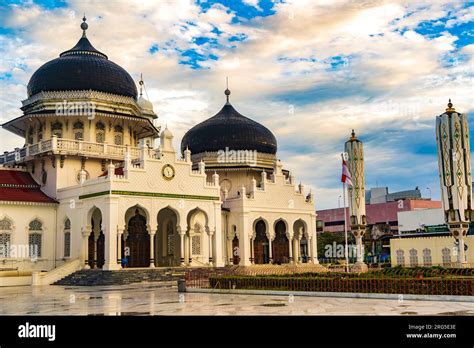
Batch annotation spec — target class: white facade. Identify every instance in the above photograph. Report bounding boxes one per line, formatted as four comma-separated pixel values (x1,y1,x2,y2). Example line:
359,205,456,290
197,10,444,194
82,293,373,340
397,208,444,233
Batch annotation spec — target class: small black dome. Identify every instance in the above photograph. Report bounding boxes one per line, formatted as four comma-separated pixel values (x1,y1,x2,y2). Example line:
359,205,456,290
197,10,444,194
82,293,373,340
181,102,277,155
27,36,137,99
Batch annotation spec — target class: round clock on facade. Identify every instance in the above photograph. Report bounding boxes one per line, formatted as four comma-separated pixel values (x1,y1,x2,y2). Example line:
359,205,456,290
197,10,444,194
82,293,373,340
162,164,175,180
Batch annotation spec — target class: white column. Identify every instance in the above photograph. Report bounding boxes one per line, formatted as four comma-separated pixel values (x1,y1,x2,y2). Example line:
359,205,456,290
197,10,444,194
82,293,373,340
179,233,185,266
81,227,91,269
288,236,293,263
187,233,192,265
213,202,224,266
268,235,273,264
295,238,301,263
149,229,156,268
226,237,233,265
208,229,214,265
178,223,187,266
239,213,252,266
102,198,120,270
311,215,319,264
117,228,123,267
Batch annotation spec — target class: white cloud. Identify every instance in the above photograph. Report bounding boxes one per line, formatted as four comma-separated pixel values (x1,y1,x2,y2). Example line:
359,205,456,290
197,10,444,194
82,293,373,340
0,0,472,209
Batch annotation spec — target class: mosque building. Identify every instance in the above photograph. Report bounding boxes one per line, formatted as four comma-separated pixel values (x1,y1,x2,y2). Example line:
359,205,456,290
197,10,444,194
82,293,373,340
0,18,317,273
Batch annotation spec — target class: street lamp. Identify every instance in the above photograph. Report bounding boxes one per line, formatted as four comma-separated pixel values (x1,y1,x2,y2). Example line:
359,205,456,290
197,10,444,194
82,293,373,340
338,195,342,208
426,186,431,200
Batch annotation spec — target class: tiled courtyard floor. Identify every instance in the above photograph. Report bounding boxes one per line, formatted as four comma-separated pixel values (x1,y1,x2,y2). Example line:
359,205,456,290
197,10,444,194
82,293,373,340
0,283,472,315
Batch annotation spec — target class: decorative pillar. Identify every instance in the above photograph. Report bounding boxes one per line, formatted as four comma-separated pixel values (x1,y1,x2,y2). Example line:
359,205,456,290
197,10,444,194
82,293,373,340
227,236,233,265
178,224,186,266
81,227,91,269
436,100,471,267
240,213,252,266
187,229,192,264
208,228,214,265
288,235,293,263
149,229,156,268
117,228,123,266
268,233,273,264
345,130,368,272
102,198,120,270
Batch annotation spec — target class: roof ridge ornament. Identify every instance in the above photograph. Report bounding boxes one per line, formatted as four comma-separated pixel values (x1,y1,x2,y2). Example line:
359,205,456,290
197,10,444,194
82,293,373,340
139,73,144,97
225,76,231,105
446,98,455,113
81,14,88,38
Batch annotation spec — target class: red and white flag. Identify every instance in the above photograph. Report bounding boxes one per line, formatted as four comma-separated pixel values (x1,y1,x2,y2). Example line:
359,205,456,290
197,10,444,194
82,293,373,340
341,158,353,187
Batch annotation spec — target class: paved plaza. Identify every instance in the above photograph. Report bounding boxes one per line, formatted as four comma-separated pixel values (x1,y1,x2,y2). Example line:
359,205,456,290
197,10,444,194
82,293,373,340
0,283,472,315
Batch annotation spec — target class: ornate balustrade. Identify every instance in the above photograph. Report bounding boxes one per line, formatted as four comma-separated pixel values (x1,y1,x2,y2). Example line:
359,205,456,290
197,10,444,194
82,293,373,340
0,137,142,164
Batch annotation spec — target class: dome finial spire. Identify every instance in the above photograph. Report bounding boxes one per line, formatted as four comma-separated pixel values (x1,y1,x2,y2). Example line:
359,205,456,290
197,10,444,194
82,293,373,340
446,98,455,112
351,129,356,139
224,76,231,105
81,14,88,38
139,73,144,97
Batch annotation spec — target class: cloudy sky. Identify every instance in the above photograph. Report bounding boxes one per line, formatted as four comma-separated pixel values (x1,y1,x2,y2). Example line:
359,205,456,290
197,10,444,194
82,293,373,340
0,0,473,209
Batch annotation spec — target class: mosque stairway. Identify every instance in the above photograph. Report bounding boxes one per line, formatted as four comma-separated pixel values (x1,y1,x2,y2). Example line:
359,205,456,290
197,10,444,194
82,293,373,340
52,267,191,286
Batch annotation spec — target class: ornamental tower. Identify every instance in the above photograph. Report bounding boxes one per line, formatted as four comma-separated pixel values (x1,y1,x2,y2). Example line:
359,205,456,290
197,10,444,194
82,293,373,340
436,100,472,267
345,130,368,272
1,17,159,198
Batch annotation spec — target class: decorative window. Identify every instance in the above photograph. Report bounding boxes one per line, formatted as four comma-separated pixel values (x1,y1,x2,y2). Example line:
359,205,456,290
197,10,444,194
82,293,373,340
192,223,202,255
28,219,42,258
409,248,418,267
396,249,405,266
114,125,123,145
64,218,71,258
96,122,105,143
442,248,451,266
167,221,174,255
51,121,63,138
0,218,12,258
73,121,84,141
422,248,432,266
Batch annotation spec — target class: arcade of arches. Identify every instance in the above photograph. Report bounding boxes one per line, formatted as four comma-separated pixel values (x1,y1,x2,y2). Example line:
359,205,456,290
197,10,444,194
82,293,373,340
84,205,212,268
84,205,313,268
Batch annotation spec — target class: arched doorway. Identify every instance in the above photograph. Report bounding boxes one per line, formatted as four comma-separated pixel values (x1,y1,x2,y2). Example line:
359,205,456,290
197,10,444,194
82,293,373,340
232,236,240,265
126,208,150,268
253,219,269,264
272,220,289,264
157,207,180,267
88,207,105,269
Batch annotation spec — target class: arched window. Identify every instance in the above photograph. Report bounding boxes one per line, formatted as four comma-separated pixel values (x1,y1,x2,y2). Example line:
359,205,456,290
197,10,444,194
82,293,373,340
114,125,123,145
409,248,418,267
51,121,63,138
422,248,432,266
96,121,105,143
442,247,451,266
64,218,71,258
166,220,175,255
396,249,405,266
73,121,84,141
28,219,42,258
192,223,202,255
0,218,12,258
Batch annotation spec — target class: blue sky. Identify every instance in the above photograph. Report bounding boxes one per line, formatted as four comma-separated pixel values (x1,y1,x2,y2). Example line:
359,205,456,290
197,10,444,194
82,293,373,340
0,0,473,209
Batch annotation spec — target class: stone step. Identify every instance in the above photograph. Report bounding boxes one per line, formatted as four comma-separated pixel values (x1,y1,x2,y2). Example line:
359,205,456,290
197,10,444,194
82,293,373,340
53,267,216,286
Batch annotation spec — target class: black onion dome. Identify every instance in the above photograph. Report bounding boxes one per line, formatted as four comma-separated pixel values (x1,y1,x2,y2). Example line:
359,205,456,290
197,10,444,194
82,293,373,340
181,100,277,155
27,22,137,99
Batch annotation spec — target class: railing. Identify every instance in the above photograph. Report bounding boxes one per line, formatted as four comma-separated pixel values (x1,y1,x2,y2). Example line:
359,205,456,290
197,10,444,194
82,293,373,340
185,266,474,296
0,137,142,164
